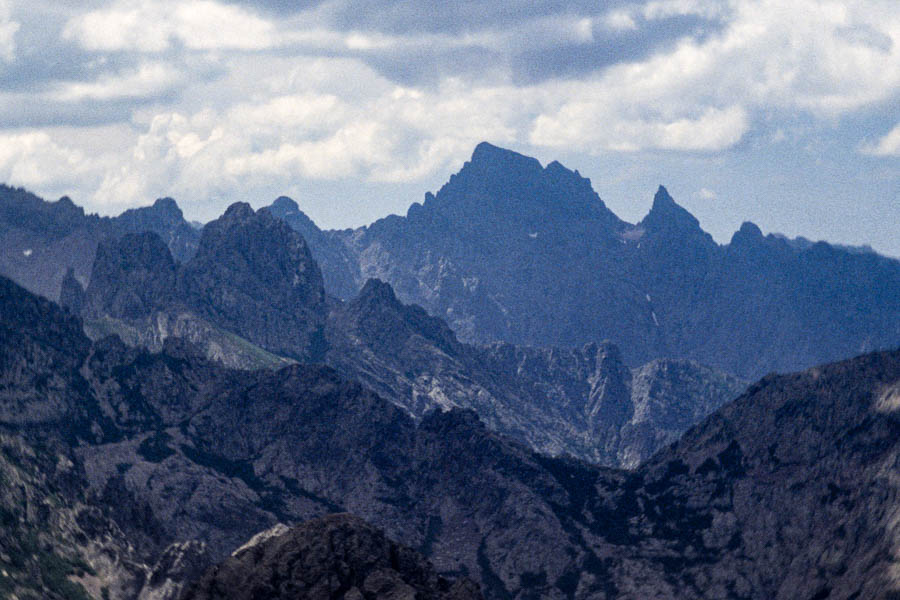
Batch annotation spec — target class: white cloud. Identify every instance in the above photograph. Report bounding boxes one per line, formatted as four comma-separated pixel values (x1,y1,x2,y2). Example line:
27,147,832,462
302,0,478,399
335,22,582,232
0,131,101,189
603,10,638,32
0,0,20,63
697,187,717,200
530,88,749,153
88,58,523,209
54,63,184,102
862,123,900,156
529,0,900,153
642,0,729,20
62,0,275,52
8,0,900,218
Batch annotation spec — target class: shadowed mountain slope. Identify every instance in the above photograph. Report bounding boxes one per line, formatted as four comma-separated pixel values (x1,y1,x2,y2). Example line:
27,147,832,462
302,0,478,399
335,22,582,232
271,143,900,380
180,514,483,600
2,274,900,599
326,277,744,467
0,185,200,302
77,224,742,467
74,203,325,367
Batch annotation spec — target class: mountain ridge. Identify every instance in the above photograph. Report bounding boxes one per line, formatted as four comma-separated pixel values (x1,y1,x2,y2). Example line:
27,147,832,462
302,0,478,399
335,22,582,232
263,143,900,380
2,273,900,599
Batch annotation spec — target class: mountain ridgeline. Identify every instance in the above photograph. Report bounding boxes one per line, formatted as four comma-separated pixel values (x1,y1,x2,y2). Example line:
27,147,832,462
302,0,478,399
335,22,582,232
1,273,900,599
267,143,900,380
0,186,200,302
1,142,900,599
75,202,327,365
57,202,743,467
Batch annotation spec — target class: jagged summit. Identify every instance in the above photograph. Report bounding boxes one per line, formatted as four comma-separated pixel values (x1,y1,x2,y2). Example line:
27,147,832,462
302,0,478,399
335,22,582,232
152,196,182,217
356,277,399,305
85,232,177,321
736,220,763,238
219,201,256,222
335,276,463,359
729,221,766,249
268,195,300,216
469,141,543,173
118,197,184,223
400,142,620,235
640,185,702,233
180,201,327,361
263,197,320,234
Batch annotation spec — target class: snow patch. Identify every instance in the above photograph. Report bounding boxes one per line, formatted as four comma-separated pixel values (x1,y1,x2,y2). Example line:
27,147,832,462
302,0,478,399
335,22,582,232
528,232,538,239
22,249,32,257
651,311,659,326
621,227,645,241
645,294,652,302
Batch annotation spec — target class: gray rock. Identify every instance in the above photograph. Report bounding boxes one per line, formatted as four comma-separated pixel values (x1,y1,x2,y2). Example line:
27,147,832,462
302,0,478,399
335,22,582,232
180,514,483,600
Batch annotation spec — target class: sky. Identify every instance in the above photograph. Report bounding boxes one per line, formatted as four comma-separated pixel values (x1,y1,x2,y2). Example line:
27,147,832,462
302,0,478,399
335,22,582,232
0,0,898,255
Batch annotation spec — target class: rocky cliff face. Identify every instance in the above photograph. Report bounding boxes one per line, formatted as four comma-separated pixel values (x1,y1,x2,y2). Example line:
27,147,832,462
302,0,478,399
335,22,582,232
2,274,900,599
178,202,327,361
266,196,361,301
78,226,740,466
275,144,900,380
85,233,178,321
181,514,483,600
116,198,200,264
326,278,744,467
75,204,325,367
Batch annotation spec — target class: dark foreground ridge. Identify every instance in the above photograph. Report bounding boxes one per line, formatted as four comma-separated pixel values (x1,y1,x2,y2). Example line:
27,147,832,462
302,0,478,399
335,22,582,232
2,273,900,599
181,514,483,600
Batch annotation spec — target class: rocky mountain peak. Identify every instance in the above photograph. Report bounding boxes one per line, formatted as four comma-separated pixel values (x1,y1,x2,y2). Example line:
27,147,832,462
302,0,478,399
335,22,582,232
179,202,327,361
55,195,85,217
117,197,184,225
441,143,545,207
219,201,256,223
84,232,177,321
640,185,701,234
420,142,618,233
193,201,312,269
732,220,764,242
357,277,400,306
269,196,300,217
469,141,543,175
262,197,322,239
334,278,462,359
114,196,199,264
151,197,183,219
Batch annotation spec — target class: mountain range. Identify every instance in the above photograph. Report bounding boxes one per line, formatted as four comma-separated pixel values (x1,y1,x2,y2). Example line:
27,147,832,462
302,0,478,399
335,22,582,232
1,272,900,599
52,199,743,467
2,141,900,599
0,185,199,303
267,142,900,380
4,143,899,383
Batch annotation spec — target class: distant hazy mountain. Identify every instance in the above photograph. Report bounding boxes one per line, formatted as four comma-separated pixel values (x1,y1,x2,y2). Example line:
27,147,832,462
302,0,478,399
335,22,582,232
74,203,326,366
71,210,741,467
267,143,900,380
0,185,200,302
2,273,900,599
